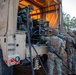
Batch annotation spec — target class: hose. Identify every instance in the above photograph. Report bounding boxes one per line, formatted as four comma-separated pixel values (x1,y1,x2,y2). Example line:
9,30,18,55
31,44,48,75
31,44,68,75
26,7,35,75
31,30,39,38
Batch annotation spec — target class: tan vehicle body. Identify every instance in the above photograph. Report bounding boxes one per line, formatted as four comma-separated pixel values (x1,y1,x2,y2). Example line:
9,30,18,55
0,0,62,66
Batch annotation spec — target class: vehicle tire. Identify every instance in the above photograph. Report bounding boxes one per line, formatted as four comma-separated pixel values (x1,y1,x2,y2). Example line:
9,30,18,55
0,49,13,75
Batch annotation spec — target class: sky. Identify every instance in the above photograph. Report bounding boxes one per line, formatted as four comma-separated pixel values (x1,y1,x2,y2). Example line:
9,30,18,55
62,0,76,18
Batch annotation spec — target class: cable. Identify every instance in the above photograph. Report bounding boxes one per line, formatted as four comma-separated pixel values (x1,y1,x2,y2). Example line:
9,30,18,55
26,7,35,75
55,64,67,75
31,44,68,75
31,44,48,75
31,30,39,38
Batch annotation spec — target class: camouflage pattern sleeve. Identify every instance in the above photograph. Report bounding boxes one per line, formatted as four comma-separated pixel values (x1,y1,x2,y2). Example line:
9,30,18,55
58,34,75,43
58,34,67,41
41,36,50,41
60,39,65,56
61,39,65,49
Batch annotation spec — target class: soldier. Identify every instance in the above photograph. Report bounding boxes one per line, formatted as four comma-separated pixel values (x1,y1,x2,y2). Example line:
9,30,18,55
40,21,50,34
69,30,76,75
41,29,65,75
57,32,75,75
72,30,76,42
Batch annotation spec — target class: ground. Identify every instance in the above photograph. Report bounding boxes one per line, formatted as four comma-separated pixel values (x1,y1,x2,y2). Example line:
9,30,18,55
13,64,46,75
13,53,67,75
13,60,67,75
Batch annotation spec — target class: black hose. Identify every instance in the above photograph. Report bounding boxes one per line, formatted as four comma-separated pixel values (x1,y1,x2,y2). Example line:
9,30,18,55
52,50,71,74
26,7,35,75
31,44,48,75
31,30,39,38
53,51,72,74
32,41,71,74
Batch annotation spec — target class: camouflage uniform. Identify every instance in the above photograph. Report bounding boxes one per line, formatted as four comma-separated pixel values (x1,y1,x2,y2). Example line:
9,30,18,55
47,36,65,75
71,31,76,74
58,33,75,75
43,29,65,75
72,54,76,74
66,43,74,75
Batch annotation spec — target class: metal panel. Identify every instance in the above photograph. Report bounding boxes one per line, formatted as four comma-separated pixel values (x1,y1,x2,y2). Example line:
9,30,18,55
26,45,48,57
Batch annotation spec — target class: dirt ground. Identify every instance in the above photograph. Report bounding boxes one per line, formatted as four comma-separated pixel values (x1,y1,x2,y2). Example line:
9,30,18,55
13,52,68,75
13,61,67,75
13,64,46,75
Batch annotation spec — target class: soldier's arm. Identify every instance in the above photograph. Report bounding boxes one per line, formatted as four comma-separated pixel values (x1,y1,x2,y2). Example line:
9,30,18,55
41,36,50,41
60,39,65,56
58,34,67,41
58,34,75,43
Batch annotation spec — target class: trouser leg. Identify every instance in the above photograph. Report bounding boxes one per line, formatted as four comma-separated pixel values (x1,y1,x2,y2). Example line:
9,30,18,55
47,57,54,75
67,54,73,75
73,55,76,74
56,58,62,75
